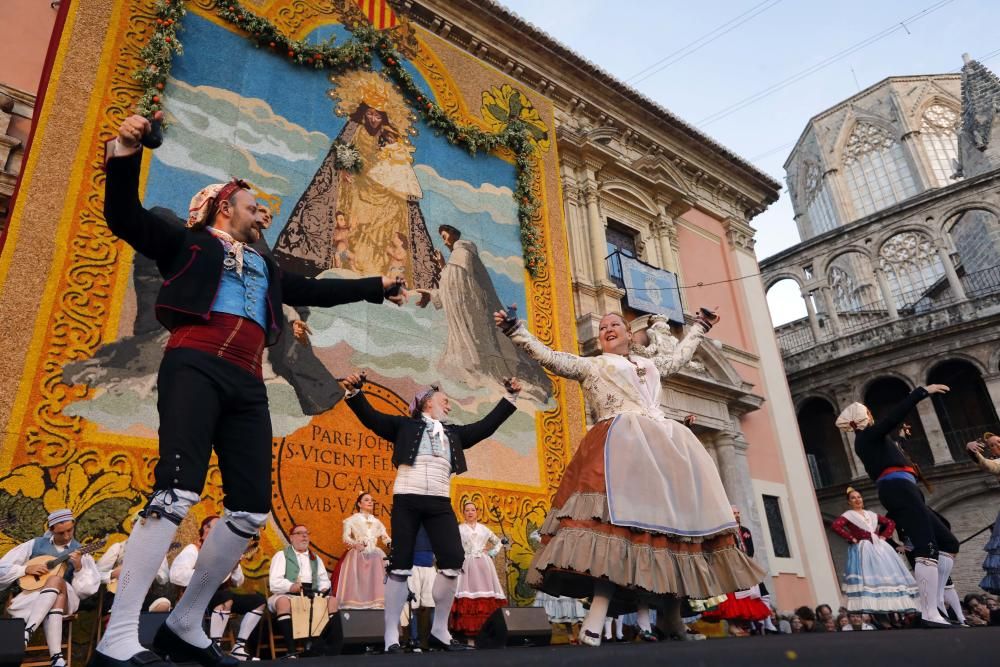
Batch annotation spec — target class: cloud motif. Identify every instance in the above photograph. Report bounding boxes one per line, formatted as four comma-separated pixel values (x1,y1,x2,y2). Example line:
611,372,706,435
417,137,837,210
157,79,330,193
480,249,526,283
414,163,517,227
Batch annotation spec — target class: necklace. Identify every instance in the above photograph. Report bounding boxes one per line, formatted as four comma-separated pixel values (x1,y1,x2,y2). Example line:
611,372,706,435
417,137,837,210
627,357,647,382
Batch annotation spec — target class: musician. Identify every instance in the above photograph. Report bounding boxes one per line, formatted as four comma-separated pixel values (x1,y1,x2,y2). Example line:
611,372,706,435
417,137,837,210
0,509,100,667
170,517,265,660
96,537,172,613
267,523,342,657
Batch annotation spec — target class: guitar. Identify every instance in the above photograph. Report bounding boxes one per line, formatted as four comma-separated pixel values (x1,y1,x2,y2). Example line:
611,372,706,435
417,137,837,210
19,536,107,592
106,541,181,594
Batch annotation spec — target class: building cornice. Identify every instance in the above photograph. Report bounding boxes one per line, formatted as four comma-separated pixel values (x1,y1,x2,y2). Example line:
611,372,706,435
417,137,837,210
402,0,780,218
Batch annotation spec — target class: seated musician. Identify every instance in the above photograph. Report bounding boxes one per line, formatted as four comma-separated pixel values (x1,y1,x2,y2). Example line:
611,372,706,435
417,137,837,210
267,523,342,657
0,509,100,667
170,516,265,661
97,529,172,613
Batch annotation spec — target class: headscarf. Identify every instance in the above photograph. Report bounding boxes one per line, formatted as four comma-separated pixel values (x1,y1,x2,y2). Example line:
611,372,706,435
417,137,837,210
186,178,249,229
187,179,255,275
836,402,872,432
47,508,74,528
408,385,439,418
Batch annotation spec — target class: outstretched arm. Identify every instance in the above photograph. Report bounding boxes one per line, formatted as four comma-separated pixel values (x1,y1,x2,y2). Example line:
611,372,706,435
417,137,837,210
281,273,385,308
866,386,945,440
342,375,404,443
494,310,592,381
104,115,185,261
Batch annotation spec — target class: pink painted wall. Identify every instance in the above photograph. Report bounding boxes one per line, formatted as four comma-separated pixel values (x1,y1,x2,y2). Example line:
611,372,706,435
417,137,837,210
674,209,752,351
0,0,58,94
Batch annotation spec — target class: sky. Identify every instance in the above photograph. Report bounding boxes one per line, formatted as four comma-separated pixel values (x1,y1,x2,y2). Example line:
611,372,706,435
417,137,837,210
496,0,999,324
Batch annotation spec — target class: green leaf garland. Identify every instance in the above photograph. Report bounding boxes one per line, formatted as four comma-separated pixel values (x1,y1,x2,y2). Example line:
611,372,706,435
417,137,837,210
133,0,546,276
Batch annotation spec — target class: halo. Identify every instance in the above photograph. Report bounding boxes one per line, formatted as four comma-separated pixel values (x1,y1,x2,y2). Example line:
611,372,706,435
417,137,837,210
328,70,415,139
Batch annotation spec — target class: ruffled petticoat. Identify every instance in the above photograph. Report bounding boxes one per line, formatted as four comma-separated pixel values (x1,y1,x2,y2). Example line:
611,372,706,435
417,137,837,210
980,510,1000,594
450,554,506,634
527,419,765,613
700,585,771,622
841,539,918,613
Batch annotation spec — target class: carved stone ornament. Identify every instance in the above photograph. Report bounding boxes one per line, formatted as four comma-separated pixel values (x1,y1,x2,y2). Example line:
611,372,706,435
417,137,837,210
630,314,707,375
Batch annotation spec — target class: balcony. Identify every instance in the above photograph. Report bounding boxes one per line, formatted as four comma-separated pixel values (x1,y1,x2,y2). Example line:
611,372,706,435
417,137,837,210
775,264,1000,374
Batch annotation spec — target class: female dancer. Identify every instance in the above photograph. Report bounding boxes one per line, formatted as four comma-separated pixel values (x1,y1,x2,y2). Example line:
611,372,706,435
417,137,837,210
966,434,1000,594
336,493,391,609
449,502,507,637
494,308,763,646
830,487,918,613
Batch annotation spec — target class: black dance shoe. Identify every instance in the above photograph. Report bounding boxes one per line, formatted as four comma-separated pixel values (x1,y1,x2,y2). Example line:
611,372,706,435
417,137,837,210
383,644,405,654
428,634,474,651
152,624,238,667
86,650,175,667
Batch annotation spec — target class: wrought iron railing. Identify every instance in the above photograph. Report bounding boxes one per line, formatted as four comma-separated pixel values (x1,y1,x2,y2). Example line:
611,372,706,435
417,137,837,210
961,265,1000,298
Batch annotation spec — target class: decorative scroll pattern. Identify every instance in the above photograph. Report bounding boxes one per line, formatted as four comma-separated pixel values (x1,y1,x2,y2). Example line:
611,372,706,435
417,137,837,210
4,0,576,594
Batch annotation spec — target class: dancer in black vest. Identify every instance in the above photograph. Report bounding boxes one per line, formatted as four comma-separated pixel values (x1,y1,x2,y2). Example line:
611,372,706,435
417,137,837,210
836,384,955,628
91,113,405,667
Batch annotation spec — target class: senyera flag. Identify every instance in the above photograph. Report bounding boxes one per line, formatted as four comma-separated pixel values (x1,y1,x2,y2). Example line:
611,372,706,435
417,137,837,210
356,0,398,29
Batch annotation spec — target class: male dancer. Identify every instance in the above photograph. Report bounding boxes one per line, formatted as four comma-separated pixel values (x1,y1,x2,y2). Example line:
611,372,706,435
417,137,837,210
837,383,955,628
90,113,405,667
340,372,521,652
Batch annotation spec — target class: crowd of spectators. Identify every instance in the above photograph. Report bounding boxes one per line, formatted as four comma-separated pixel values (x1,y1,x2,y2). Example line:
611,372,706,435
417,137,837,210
768,596,1000,634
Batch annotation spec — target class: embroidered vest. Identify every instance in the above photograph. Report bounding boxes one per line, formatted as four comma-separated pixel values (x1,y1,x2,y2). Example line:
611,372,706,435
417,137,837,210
30,536,82,583
282,545,320,585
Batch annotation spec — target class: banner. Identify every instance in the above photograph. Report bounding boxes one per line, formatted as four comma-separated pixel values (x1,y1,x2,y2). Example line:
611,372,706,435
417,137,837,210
621,254,683,324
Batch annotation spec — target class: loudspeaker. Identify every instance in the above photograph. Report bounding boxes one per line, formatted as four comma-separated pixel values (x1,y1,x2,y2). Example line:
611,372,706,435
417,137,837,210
0,618,26,667
138,612,169,648
340,609,384,654
475,607,551,649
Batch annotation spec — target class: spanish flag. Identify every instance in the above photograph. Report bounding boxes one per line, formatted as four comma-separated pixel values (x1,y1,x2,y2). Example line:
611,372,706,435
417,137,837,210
356,0,398,29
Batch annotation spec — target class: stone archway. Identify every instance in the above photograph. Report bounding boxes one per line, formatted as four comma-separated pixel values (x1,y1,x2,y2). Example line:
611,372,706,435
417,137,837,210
797,397,852,488
863,377,934,468
927,359,1000,459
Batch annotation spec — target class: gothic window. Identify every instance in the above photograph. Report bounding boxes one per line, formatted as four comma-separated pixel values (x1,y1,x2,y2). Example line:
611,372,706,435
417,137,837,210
829,266,864,313
842,122,918,218
878,231,947,308
802,162,838,234
919,104,960,187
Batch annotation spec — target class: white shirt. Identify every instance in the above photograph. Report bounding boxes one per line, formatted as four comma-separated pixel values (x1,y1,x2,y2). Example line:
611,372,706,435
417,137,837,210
170,544,243,588
96,541,170,585
0,537,100,599
268,549,332,596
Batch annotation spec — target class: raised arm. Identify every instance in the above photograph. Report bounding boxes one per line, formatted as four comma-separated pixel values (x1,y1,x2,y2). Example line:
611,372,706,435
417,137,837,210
103,115,185,260
650,321,710,377
454,397,517,450
343,385,404,443
500,319,592,382
866,386,942,441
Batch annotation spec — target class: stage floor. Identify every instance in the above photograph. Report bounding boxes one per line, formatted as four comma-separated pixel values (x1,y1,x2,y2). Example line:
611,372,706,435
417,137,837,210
272,627,1000,667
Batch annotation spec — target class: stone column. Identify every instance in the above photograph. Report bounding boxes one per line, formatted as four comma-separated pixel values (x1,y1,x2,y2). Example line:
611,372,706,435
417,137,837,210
560,163,592,282
936,239,967,302
915,398,955,464
983,373,1000,414
802,290,823,342
582,168,608,286
820,286,842,335
715,431,772,581
873,267,899,320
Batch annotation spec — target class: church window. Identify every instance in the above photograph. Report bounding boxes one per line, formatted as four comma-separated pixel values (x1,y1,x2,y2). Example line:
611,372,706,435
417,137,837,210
919,104,960,187
842,122,918,218
605,220,638,288
802,162,838,234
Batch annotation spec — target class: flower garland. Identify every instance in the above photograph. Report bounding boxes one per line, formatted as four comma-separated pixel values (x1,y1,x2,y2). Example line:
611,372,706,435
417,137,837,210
132,0,546,276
